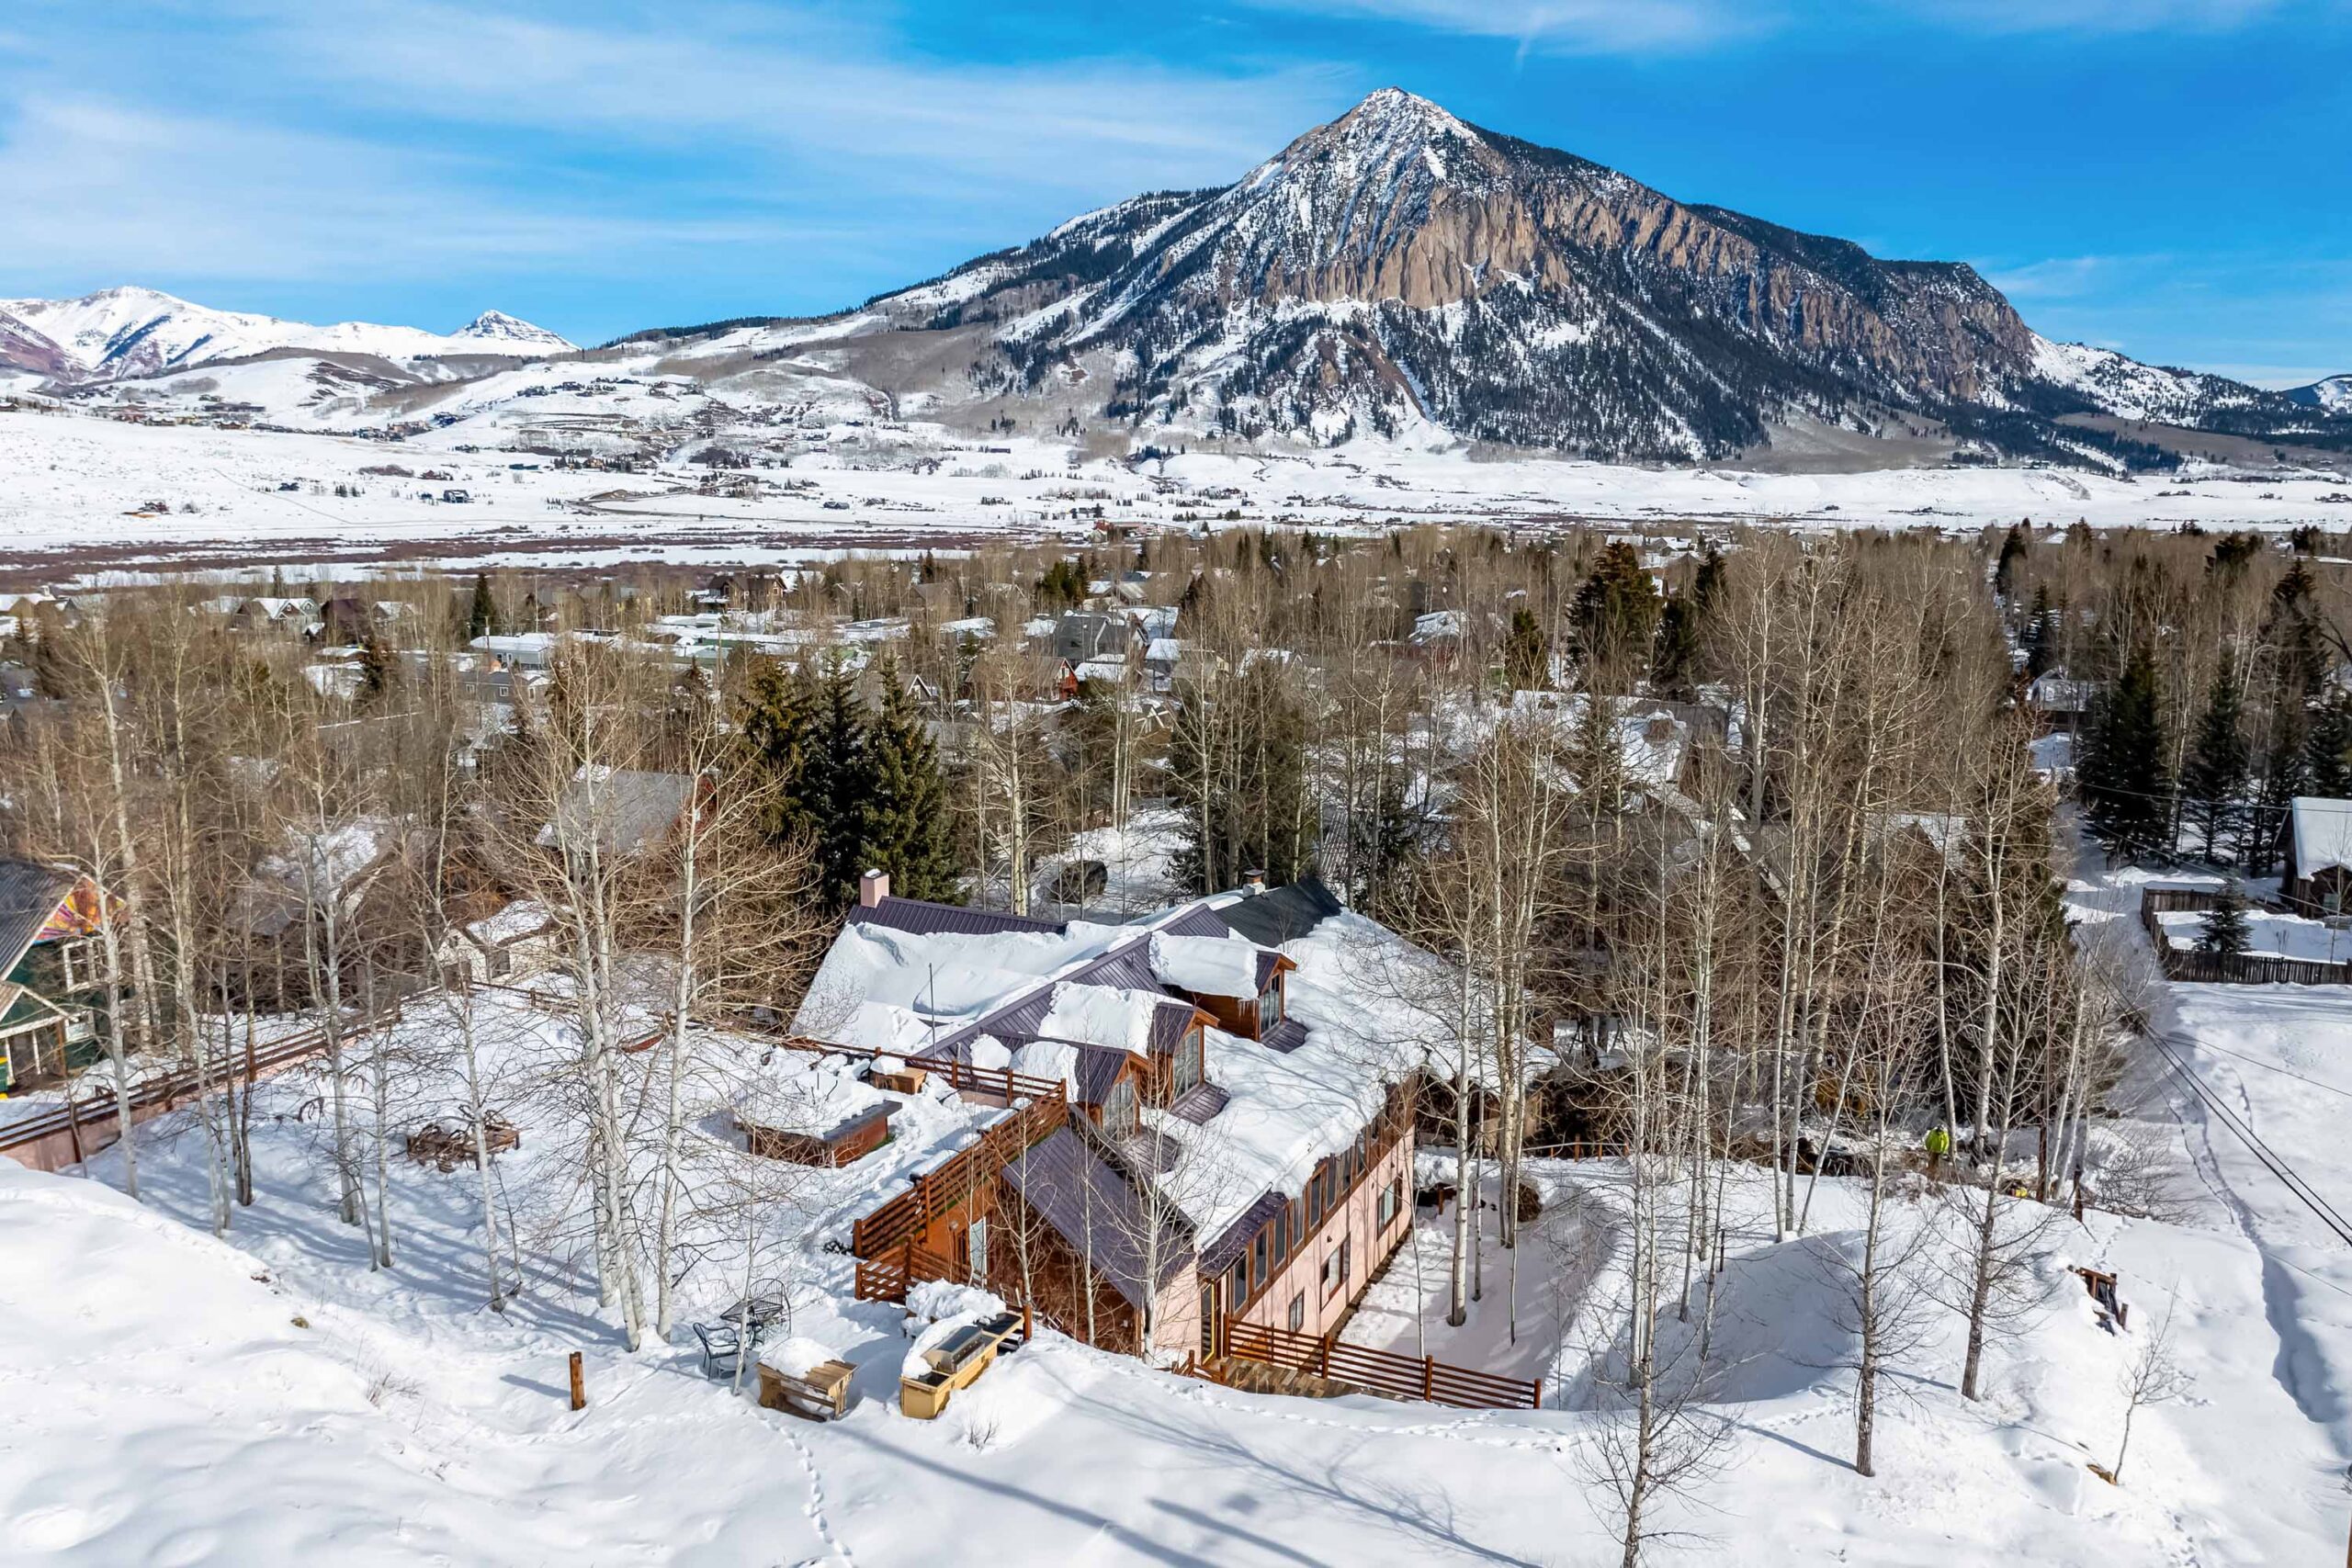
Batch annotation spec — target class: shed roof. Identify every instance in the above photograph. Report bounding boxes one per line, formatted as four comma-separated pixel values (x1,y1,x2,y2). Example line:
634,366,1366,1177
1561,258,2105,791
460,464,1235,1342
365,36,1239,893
536,769,694,859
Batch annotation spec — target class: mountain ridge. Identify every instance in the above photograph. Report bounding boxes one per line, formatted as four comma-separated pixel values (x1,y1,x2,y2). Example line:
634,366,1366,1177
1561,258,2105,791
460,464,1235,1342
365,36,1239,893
0,286,573,384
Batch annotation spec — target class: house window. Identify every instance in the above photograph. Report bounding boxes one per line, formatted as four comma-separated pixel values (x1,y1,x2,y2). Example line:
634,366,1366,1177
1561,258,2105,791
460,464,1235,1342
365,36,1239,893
1252,1232,1268,1294
1228,1258,1250,1310
1102,1077,1137,1136
1273,1208,1290,1266
1377,1178,1401,1231
1287,1292,1306,1333
1307,1174,1324,1229
1258,979,1284,1032
1171,1025,1204,1097
1320,1237,1351,1299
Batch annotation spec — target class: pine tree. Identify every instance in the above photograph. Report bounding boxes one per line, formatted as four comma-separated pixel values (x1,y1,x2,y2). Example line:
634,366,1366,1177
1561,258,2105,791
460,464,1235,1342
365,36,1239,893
2021,584,2056,678
2180,665,2248,862
809,659,874,904
2308,691,2352,800
862,658,957,900
465,572,497,640
1994,523,2028,599
2078,647,2171,862
2198,884,2251,958
739,657,825,852
1571,541,1660,682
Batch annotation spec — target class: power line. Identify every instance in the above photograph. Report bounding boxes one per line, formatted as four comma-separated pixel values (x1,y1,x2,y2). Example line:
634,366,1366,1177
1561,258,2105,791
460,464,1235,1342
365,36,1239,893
2150,1031,2352,1248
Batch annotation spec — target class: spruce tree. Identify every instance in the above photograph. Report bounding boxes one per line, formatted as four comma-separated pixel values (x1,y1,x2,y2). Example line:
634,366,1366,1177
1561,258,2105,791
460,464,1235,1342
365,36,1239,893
863,658,957,901
1994,523,2028,600
810,659,874,904
2180,666,2248,862
2078,647,2170,862
739,657,825,853
2198,884,2251,958
2308,691,2352,800
1571,541,1661,682
465,572,496,641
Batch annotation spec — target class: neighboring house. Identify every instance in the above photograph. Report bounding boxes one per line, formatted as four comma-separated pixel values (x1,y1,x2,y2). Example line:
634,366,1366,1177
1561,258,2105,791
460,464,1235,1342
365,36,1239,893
793,871,1419,1359
0,859,108,1092
2285,796,2352,917
1054,612,1131,666
232,597,322,637
436,897,560,986
322,602,376,649
2026,670,2098,733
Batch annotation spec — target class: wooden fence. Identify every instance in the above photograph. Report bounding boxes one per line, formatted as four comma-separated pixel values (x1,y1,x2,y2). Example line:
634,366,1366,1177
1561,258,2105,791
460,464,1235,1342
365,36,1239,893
2140,890,2351,987
1219,1317,1543,1410
0,1006,401,1172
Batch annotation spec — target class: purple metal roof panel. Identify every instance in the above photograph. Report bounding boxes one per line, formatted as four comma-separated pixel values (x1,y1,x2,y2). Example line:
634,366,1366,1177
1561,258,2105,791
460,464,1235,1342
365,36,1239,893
1261,1018,1308,1055
1201,1188,1288,1274
1000,1127,1193,1309
1167,1081,1229,1126
848,897,1068,940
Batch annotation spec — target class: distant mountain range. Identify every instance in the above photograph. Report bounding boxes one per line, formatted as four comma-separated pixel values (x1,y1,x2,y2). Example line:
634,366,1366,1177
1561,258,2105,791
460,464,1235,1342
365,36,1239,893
0,287,571,382
6,93,2346,471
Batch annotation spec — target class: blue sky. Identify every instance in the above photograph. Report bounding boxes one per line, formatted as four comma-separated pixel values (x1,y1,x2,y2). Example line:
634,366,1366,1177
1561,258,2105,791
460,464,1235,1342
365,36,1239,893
2,0,2346,383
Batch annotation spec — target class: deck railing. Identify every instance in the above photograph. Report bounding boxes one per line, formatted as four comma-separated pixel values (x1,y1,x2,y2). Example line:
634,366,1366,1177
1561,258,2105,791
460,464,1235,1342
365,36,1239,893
851,1086,1069,1258
0,1003,402,1166
1219,1317,1543,1410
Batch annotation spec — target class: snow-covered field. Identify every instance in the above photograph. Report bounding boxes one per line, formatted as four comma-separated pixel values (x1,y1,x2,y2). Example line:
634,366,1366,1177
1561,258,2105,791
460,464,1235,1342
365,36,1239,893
6,400,2351,578
8,877,2352,1567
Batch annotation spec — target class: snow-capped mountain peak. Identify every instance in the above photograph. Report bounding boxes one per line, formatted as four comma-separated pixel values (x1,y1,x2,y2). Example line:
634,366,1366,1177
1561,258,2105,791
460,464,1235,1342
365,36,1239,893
452,310,572,351
0,288,574,384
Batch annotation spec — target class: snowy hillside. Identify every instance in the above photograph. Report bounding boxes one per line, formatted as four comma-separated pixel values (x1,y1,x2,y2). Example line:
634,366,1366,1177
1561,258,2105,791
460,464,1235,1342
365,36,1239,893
2288,373,2352,413
0,286,571,383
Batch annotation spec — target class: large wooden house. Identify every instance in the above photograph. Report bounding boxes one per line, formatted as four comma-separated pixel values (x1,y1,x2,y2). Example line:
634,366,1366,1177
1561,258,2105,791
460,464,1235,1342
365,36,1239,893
795,871,1421,1359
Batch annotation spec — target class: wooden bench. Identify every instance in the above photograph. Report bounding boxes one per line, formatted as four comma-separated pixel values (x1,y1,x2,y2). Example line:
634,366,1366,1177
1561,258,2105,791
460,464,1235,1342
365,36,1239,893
761,1359,855,1422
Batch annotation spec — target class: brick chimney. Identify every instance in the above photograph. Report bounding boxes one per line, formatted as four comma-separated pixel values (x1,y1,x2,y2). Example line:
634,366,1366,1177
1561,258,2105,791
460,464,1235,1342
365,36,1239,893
860,868,890,908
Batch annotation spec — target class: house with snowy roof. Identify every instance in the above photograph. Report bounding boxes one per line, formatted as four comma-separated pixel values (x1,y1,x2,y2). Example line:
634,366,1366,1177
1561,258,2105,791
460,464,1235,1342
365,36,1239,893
0,859,109,1092
795,870,1426,1360
2285,796,2352,917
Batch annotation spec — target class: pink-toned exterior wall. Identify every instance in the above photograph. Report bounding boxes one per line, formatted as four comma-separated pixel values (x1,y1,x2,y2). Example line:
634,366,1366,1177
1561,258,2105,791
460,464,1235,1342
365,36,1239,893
1148,1266,1204,1356
1231,1132,1414,1342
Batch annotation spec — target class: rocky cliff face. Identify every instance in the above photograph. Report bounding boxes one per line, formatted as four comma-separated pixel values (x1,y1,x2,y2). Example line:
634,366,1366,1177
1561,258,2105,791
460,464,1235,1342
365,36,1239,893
860,88,2342,466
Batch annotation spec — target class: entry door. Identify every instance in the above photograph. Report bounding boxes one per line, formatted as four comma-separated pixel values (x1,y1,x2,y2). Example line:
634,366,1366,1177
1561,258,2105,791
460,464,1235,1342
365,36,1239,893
1199,1283,1218,1359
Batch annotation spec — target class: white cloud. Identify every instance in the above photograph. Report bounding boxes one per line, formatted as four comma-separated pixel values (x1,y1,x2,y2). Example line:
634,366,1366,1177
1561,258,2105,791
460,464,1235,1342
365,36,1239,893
1242,0,1757,51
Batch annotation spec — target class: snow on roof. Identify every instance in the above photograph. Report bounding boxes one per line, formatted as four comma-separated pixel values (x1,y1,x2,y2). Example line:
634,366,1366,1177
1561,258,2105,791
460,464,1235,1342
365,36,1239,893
1410,609,1462,643
731,1052,887,1136
1500,690,1689,790
2292,796,2352,881
464,897,551,949
1149,931,1266,998
789,918,1125,1041
1073,657,1127,683
1035,983,1180,1057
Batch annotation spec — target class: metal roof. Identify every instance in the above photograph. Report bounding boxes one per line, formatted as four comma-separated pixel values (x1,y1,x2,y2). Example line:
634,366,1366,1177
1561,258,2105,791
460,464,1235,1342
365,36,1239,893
848,897,1068,940
1213,877,1343,947
0,859,78,976
1201,1188,1290,1275
1000,1127,1193,1309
